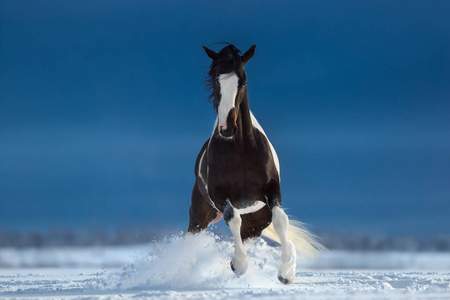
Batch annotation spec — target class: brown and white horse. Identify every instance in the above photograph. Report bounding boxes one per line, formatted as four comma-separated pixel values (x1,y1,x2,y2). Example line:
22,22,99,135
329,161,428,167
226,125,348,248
188,44,323,284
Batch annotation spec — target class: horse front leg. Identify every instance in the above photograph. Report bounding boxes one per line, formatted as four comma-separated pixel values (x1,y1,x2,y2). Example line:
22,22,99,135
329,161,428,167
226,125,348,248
224,200,248,276
266,180,297,284
187,182,220,234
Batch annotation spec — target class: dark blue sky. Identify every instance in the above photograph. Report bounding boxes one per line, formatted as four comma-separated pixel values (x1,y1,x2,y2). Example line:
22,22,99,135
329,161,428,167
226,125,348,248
1,1,449,235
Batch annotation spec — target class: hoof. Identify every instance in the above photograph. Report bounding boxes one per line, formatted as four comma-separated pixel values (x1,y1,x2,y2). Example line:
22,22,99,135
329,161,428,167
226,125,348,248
230,261,236,272
230,259,248,277
278,274,294,285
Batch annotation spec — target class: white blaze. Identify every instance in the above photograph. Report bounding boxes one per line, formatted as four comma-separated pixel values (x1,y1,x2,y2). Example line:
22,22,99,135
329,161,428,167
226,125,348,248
217,73,239,130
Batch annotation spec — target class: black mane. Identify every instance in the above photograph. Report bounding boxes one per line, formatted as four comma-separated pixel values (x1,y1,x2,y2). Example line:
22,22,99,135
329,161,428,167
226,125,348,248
205,44,243,111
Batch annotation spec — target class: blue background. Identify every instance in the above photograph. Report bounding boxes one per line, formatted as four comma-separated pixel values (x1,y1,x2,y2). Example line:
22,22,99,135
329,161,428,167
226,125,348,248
1,0,449,235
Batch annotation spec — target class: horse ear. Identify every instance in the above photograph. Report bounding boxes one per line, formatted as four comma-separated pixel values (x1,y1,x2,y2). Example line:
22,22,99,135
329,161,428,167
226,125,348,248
203,46,218,60
241,45,256,65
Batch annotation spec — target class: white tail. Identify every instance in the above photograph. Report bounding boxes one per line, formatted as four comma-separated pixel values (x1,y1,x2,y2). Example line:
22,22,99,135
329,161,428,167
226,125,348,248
261,219,325,258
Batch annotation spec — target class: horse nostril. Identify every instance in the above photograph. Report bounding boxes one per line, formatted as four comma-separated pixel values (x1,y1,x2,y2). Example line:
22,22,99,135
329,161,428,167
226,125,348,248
219,125,237,138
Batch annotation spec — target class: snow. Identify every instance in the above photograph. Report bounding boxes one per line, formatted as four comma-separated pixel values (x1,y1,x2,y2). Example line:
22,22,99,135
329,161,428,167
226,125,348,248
1,232,449,299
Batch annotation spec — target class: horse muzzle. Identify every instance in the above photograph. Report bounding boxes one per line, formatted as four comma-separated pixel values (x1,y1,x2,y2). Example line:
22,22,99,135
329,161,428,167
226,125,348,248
219,124,238,138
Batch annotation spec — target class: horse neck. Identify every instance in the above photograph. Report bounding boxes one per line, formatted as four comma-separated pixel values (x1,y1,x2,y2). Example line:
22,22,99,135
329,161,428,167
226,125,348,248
236,88,255,142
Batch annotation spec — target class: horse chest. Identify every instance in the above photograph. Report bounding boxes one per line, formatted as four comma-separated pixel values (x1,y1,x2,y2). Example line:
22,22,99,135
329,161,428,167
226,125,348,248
206,144,270,198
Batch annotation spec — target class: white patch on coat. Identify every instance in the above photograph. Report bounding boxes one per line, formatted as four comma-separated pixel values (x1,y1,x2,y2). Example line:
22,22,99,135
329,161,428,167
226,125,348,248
198,149,207,187
198,147,218,211
237,201,266,215
217,73,239,130
250,111,280,179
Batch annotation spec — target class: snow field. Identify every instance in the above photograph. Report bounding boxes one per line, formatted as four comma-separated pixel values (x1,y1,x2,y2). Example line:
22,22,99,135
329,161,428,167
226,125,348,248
1,232,449,299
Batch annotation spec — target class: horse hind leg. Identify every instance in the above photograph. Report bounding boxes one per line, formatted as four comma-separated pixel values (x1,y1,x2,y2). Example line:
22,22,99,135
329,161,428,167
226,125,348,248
224,200,248,276
272,205,297,284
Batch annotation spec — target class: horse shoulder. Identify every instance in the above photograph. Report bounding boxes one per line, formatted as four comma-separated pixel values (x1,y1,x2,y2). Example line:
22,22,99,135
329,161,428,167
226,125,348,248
194,139,210,176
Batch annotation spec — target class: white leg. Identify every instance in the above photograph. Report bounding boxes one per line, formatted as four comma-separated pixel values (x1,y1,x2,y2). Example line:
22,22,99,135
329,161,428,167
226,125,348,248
272,205,297,284
225,202,248,276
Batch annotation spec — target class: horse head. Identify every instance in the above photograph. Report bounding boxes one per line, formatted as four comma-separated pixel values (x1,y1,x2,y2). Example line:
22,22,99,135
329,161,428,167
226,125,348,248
203,44,256,138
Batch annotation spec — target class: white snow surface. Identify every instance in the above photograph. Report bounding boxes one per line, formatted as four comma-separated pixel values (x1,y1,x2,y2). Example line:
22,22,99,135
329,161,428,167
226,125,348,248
1,232,449,299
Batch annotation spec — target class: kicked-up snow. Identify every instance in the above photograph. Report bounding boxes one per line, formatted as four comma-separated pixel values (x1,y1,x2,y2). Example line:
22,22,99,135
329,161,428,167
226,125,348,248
1,232,449,299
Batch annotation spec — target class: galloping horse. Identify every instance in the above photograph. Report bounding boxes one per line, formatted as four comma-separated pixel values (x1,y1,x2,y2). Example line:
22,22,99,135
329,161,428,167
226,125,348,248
188,44,322,284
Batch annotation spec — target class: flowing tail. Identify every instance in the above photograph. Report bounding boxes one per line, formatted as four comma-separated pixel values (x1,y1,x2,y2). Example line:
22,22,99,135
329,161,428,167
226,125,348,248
261,219,326,258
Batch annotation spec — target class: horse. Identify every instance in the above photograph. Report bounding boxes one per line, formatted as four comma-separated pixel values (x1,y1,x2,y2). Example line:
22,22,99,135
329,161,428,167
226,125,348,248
187,44,323,284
